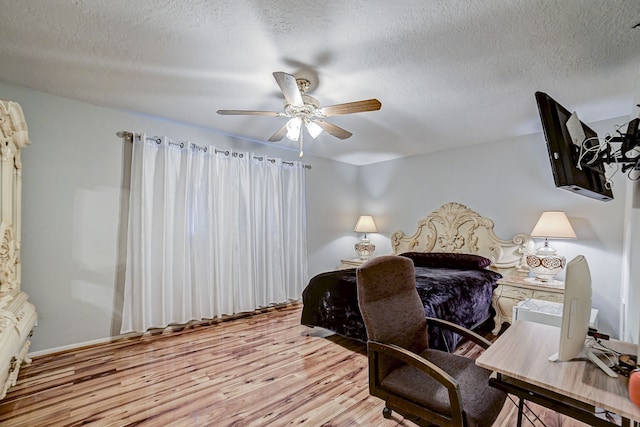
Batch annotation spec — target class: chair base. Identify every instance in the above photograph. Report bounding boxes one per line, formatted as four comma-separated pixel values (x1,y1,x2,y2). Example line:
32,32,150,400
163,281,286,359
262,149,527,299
382,406,392,418
382,403,444,427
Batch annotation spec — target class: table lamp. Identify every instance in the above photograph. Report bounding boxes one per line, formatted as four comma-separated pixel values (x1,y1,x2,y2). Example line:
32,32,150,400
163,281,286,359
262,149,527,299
526,211,577,282
354,215,377,260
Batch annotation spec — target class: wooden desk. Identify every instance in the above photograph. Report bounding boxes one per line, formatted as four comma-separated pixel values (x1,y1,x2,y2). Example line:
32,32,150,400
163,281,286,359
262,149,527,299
476,320,640,426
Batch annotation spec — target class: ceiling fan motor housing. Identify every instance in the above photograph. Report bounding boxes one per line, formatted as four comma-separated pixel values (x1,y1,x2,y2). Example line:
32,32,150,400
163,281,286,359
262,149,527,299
296,78,311,94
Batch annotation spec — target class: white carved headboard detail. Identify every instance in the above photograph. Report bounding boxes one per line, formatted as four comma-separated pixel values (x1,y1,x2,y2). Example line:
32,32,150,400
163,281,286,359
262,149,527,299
391,202,533,277
0,222,18,293
0,99,37,401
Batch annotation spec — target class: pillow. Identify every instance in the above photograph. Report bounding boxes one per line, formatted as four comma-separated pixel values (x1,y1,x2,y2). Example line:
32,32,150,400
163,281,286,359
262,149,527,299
399,252,492,270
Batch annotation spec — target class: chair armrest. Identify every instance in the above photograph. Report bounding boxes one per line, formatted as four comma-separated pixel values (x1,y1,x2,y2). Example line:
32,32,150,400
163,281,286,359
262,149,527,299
426,317,492,350
368,340,464,424
369,341,458,388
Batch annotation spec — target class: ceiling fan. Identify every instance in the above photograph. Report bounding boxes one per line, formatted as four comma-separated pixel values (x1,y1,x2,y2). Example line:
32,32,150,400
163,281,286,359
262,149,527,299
217,71,382,157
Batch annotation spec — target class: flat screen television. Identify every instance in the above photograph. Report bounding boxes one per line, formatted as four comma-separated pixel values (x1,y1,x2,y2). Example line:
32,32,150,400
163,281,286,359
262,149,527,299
534,92,613,201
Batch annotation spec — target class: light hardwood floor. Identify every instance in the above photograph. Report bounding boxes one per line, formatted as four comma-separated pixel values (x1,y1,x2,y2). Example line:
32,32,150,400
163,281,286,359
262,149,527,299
0,304,589,426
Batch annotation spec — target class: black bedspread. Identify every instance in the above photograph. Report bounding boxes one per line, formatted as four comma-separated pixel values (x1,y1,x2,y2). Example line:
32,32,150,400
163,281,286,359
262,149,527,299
300,266,501,351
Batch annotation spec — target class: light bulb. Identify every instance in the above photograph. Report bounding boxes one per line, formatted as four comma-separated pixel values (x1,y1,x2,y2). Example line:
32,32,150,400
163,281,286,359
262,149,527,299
286,118,302,141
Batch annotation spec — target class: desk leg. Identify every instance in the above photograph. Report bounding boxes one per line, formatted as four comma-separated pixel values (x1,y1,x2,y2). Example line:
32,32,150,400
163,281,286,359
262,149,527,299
517,397,524,427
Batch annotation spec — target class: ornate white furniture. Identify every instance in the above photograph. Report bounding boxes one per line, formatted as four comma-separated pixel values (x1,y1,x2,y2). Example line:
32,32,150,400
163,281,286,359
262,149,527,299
492,275,564,334
0,100,37,400
391,202,533,277
512,297,598,329
338,258,365,269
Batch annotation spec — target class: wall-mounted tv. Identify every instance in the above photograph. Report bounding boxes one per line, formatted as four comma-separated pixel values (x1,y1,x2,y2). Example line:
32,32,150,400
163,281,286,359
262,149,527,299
534,91,613,201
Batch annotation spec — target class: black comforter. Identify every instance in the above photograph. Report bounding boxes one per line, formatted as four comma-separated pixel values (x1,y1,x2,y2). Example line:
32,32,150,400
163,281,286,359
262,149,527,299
300,265,501,352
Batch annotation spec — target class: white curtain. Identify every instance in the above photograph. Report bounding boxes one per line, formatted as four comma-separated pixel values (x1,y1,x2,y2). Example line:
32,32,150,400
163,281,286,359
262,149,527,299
121,135,308,333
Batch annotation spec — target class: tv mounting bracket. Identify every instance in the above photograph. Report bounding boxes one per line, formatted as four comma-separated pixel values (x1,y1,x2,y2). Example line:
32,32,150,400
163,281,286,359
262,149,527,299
579,117,640,173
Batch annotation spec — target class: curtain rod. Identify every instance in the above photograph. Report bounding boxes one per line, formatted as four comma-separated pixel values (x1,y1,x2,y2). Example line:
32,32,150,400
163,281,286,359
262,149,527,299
117,131,311,169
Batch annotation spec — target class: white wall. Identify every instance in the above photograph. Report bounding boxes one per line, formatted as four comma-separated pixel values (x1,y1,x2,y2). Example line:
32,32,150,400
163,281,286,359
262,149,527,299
358,124,634,338
305,158,361,276
0,81,357,352
623,181,640,344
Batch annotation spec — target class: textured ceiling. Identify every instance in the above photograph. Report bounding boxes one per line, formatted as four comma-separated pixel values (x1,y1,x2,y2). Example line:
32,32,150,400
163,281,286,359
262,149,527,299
1,0,640,165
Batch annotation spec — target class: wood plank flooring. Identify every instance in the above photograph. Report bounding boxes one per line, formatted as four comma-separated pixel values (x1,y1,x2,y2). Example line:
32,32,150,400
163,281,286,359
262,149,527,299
0,304,590,426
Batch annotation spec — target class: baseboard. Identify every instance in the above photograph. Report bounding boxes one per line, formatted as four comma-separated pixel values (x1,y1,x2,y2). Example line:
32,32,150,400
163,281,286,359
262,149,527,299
28,302,301,358
28,333,142,358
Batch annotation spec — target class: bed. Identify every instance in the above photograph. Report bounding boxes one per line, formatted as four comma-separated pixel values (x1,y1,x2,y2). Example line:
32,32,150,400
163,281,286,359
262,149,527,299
301,202,532,352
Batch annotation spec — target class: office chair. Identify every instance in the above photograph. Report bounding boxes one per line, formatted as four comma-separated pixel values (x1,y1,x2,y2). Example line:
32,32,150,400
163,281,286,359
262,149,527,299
356,255,506,427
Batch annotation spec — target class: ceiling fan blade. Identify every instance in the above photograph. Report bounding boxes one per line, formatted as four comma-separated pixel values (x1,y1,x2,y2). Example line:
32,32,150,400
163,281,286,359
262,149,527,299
217,109,283,117
315,119,353,140
273,72,304,107
268,123,288,142
320,99,382,117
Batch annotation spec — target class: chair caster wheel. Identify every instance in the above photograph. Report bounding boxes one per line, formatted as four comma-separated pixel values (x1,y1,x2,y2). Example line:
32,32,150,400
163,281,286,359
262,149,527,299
382,407,392,418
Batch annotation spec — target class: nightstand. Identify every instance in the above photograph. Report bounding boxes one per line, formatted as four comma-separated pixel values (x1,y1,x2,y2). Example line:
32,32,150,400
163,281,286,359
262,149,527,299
338,259,365,269
492,275,564,335
512,298,599,329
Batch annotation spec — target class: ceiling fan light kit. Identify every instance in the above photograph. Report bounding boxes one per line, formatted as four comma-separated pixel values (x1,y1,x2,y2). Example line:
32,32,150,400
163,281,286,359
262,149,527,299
217,72,381,157
305,120,323,139
285,117,302,141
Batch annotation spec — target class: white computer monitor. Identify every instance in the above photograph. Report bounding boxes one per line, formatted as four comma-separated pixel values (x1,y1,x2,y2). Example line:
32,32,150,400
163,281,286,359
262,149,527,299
553,255,592,361
548,255,617,377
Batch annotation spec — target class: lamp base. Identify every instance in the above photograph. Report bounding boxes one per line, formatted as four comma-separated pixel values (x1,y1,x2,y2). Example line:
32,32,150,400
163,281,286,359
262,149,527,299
526,253,566,282
355,240,376,261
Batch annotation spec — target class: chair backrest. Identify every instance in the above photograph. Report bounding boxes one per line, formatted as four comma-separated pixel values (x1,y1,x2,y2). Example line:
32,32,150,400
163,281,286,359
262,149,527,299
356,255,429,369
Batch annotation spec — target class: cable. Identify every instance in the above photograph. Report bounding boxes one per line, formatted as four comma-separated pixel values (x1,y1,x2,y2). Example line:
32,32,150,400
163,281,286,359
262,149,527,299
628,157,640,181
576,136,601,169
585,338,620,371
590,337,622,356
577,136,609,168
576,134,627,190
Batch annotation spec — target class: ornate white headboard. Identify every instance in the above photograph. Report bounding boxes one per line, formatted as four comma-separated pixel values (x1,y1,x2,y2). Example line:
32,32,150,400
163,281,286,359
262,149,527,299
391,202,533,277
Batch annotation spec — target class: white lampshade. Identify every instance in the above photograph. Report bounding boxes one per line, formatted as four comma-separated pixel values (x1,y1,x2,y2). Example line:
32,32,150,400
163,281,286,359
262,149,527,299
286,117,302,141
354,215,377,233
530,211,577,239
305,121,323,139
286,118,323,141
